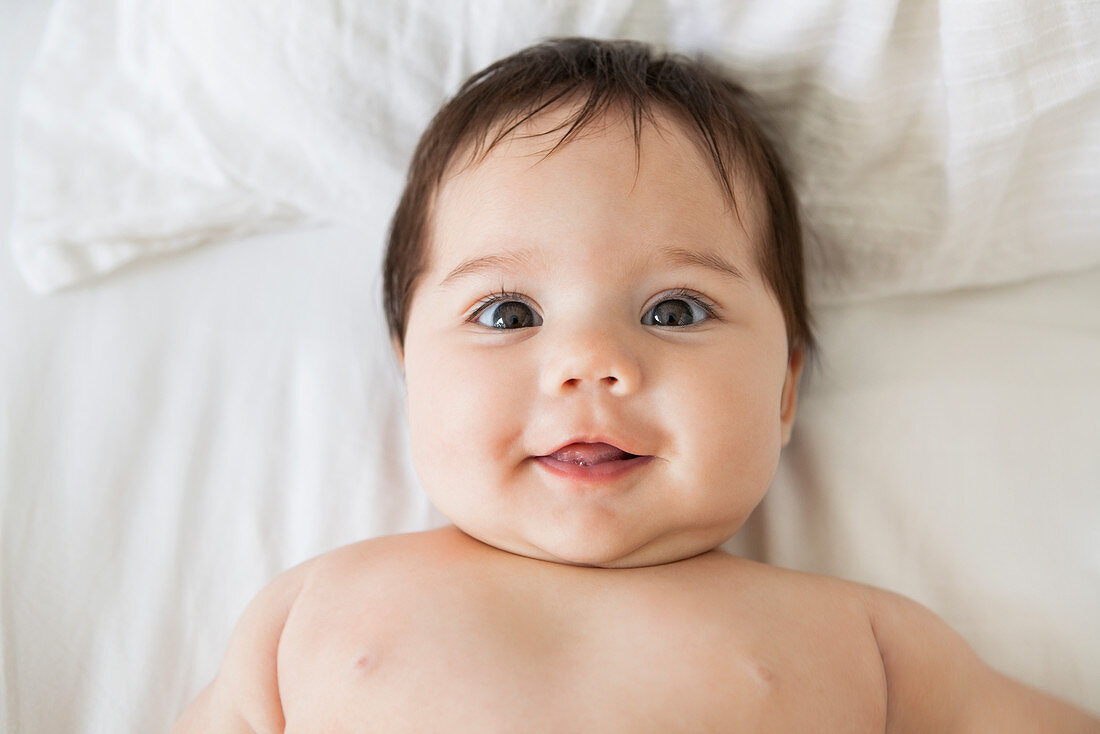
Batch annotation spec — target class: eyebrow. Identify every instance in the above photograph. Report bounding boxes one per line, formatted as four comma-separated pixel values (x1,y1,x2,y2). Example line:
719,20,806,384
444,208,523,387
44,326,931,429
438,244,746,287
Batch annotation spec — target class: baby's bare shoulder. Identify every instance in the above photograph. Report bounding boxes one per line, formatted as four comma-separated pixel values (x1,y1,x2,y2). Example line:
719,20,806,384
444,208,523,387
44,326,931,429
277,527,476,626
816,577,1100,733
303,525,475,584
707,552,879,618
174,533,439,732
173,554,318,733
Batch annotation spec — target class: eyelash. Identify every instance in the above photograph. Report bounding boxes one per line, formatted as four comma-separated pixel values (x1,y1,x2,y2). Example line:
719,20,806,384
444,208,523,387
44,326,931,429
464,287,720,325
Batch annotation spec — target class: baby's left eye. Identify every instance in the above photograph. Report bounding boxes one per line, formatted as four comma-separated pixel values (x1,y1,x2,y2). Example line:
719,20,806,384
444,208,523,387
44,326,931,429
642,296,713,327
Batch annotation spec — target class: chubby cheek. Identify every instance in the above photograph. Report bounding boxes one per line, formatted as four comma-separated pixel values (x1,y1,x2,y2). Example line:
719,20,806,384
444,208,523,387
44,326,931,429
664,352,784,520
403,331,529,509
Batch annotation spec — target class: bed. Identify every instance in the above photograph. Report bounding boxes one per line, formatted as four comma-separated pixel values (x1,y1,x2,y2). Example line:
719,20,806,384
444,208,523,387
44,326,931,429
1,0,1097,731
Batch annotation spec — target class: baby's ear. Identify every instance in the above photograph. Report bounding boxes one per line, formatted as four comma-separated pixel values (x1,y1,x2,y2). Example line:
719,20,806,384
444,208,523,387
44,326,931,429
779,346,805,447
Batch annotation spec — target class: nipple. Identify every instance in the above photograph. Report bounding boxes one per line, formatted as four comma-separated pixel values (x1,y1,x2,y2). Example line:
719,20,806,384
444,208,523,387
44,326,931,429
352,652,378,677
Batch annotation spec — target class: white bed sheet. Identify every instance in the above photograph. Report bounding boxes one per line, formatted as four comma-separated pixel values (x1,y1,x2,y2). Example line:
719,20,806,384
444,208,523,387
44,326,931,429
2,1,1098,732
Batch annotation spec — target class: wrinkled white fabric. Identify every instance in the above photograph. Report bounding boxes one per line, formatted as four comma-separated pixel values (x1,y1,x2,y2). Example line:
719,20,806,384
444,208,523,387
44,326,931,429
11,0,1100,299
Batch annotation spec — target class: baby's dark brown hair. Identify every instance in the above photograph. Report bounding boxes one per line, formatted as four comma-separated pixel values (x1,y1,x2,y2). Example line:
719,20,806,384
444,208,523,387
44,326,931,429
384,37,815,360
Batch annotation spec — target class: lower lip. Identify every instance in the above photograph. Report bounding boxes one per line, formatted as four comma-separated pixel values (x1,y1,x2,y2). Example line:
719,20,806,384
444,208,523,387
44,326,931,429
534,454,654,482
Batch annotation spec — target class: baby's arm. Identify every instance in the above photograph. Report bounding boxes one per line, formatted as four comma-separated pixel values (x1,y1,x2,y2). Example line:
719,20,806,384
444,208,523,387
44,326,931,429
865,587,1100,733
170,559,314,734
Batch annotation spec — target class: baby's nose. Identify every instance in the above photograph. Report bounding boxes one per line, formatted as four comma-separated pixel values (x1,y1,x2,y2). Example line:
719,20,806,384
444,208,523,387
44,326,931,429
539,331,641,396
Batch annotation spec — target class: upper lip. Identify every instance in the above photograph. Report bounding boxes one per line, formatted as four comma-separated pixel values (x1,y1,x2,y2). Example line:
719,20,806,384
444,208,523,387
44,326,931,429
540,436,647,458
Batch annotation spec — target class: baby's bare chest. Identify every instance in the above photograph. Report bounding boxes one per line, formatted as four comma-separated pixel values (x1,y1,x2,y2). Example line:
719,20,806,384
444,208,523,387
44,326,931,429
276,557,886,733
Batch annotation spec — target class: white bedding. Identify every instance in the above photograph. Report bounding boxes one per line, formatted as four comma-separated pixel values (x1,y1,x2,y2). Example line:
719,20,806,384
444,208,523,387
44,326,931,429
11,0,1100,301
1,1,1098,732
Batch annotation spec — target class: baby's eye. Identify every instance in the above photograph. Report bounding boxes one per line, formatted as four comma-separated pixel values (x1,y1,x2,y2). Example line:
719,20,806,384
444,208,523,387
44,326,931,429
642,294,714,327
471,297,543,329
468,289,716,330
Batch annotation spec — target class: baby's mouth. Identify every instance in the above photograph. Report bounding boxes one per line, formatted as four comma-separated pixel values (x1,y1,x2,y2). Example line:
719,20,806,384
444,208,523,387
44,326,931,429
545,442,639,466
535,442,653,483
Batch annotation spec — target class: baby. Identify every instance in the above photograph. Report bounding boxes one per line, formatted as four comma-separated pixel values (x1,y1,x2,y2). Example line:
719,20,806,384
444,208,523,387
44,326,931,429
172,38,1100,732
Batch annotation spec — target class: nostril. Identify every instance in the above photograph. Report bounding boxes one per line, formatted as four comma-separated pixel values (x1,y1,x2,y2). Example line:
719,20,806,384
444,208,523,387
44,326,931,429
554,374,624,391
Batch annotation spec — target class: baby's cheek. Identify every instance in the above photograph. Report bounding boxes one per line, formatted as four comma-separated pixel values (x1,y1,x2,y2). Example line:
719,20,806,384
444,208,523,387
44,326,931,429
691,375,781,479
406,344,522,489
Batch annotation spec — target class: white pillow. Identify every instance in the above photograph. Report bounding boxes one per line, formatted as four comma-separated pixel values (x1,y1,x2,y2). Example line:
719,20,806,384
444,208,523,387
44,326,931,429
10,0,1100,301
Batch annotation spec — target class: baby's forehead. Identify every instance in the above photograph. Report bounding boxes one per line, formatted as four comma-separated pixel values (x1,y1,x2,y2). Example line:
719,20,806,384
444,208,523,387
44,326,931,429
449,101,727,182
425,106,769,291
436,102,765,246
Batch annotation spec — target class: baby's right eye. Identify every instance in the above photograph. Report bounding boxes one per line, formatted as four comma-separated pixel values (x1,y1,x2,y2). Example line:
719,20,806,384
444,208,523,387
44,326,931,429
470,295,543,329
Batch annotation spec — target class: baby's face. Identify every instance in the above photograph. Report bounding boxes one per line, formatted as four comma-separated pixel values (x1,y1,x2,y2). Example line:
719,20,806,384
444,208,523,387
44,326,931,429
397,106,802,568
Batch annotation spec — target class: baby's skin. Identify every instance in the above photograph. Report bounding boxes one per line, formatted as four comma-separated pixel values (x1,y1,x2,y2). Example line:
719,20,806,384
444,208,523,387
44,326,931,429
175,526,1097,733
173,103,1100,732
